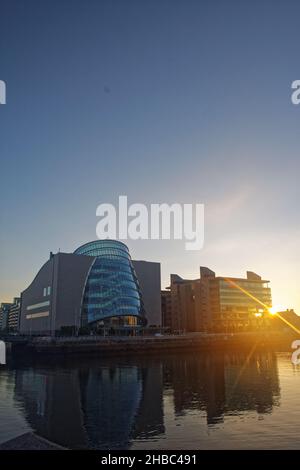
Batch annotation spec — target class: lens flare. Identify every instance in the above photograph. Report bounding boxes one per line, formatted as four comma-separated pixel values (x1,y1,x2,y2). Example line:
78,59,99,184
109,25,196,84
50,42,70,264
269,304,287,315
223,278,300,334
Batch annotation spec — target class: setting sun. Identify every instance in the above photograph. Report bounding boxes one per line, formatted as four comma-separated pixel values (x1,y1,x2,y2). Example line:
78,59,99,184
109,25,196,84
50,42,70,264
269,305,287,315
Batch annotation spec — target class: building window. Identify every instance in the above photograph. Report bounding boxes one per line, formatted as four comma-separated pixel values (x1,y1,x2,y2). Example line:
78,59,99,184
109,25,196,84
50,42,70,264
27,301,50,311
43,286,51,296
26,311,49,320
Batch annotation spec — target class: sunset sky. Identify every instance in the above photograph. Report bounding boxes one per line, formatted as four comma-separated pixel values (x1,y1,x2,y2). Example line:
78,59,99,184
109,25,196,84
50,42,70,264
1,0,300,312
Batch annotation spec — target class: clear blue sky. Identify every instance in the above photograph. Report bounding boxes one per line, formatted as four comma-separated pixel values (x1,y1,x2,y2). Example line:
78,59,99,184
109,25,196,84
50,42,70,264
1,0,300,311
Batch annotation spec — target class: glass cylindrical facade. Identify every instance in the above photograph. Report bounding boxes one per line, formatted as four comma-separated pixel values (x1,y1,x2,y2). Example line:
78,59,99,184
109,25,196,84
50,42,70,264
74,240,146,327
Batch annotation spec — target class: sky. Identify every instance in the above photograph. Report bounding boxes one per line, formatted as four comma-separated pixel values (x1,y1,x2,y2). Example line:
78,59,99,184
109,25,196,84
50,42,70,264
1,0,300,312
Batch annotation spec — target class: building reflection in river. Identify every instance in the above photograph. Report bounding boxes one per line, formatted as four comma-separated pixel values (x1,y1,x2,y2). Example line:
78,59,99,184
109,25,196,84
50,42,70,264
13,351,280,449
164,351,280,425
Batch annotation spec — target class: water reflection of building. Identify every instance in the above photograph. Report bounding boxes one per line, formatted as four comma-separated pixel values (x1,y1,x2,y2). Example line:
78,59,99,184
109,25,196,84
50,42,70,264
131,361,165,439
78,366,143,449
224,352,280,414
164,351,280,425
13,351,280,448
163,354,226,424
14,358,164,449
14,368,88,448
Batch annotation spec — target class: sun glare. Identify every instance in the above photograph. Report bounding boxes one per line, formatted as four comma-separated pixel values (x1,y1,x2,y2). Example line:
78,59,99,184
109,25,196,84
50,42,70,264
269,304,287,315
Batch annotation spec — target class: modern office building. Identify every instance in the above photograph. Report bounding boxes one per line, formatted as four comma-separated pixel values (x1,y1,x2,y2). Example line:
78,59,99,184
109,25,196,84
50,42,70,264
19,240,161,335
132,260,161,326
7,297,21,332
163,267,272,333
167,274,201,332
0,303,12,331
161,290,172,329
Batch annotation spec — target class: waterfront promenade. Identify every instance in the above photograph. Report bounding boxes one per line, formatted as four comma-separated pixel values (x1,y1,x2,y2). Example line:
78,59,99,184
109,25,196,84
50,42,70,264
3,331,296,357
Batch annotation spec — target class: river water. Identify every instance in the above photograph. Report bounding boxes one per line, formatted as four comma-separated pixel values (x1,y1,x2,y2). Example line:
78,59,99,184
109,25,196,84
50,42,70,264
0,350,300,449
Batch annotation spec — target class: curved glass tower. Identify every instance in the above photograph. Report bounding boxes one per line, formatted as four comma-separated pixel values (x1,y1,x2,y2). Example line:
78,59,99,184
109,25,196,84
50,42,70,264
74,240,146,327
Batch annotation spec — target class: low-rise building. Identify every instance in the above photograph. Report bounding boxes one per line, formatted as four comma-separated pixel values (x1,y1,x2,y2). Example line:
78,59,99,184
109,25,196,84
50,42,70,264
161,290,172,329
7,297,21,332
0,303,12,331
163,267,272,333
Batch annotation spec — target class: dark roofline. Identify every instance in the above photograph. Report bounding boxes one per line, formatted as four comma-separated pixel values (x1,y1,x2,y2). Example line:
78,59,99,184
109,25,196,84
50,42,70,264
216,276,270,283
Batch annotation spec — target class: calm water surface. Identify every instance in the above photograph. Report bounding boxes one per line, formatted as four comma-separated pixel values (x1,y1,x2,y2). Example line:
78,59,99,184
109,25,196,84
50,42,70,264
1,351,300,449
